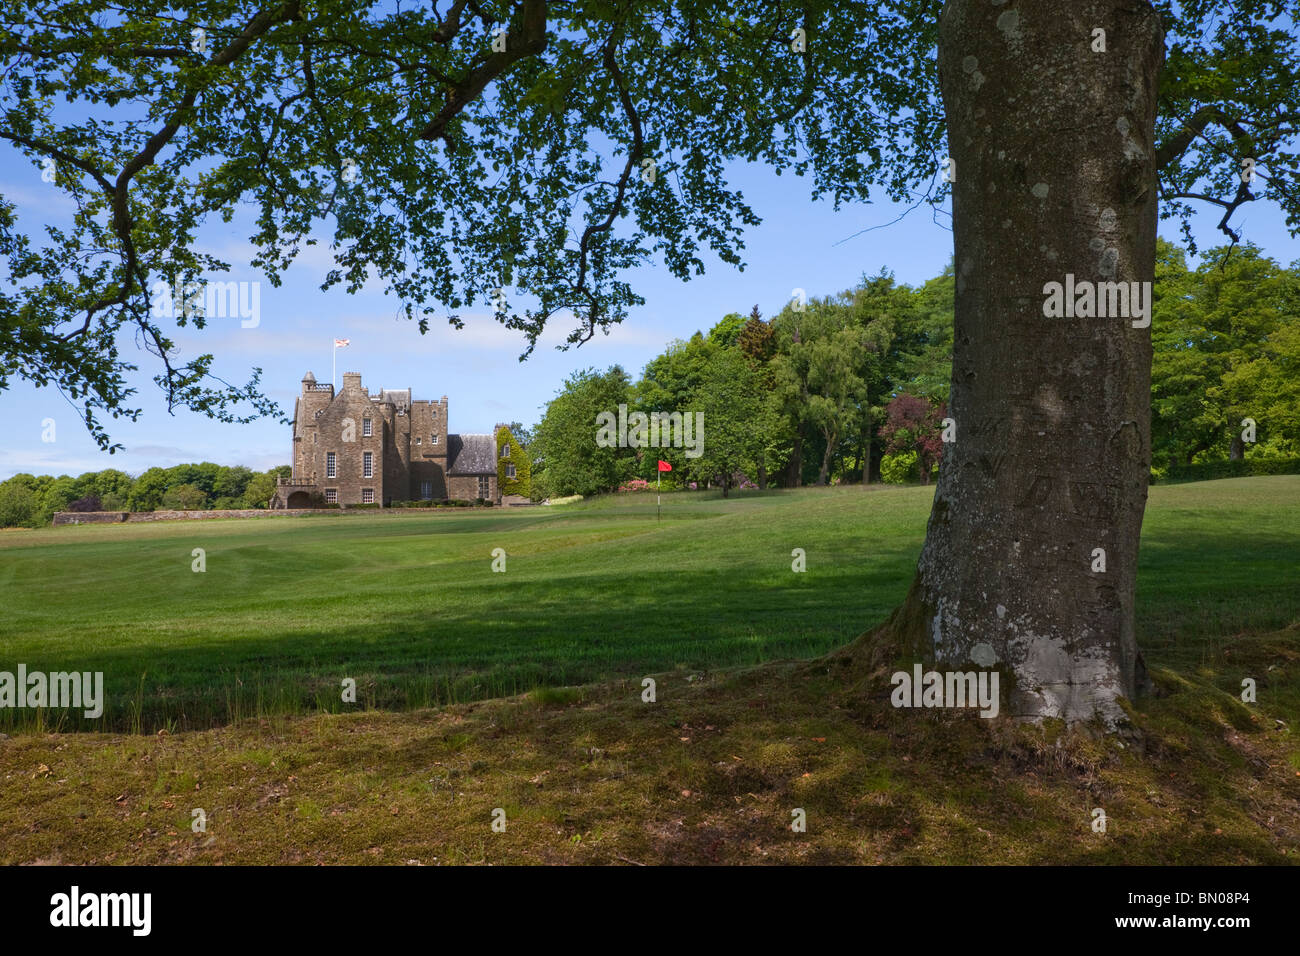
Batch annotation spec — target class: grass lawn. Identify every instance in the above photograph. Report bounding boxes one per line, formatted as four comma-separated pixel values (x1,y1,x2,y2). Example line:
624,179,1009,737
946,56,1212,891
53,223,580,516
0,477,1297,864
0,483,934,732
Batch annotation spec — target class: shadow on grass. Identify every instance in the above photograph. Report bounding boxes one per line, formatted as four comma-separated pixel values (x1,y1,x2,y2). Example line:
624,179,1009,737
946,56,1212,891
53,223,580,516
4,518,1297,736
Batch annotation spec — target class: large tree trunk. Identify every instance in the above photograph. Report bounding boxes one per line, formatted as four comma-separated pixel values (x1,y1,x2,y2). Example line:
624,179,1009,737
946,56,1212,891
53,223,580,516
874,0,1162,726
1229,432,1245,461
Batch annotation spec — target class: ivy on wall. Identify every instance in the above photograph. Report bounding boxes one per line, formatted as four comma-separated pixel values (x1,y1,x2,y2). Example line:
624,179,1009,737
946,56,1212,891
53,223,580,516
496,426,531,498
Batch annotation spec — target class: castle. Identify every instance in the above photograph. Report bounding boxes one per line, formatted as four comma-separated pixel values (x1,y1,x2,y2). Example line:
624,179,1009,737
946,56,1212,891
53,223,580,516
270,371,526,508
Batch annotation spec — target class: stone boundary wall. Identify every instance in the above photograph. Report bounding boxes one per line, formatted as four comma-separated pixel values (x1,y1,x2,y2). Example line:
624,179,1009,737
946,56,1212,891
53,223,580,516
51,511,132,525
52,504,530,526
52,509,315,525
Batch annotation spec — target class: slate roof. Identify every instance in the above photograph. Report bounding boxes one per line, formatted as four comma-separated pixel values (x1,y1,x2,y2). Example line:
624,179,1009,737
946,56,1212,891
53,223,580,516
376,388,411,408
447,433,497,475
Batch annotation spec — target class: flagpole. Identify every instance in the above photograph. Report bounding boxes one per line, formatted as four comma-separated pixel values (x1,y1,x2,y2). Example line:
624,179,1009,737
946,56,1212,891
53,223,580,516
332,342,336,391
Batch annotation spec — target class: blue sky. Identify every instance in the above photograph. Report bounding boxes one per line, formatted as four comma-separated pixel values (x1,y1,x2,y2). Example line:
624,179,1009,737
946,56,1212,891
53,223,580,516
1,151,1296,480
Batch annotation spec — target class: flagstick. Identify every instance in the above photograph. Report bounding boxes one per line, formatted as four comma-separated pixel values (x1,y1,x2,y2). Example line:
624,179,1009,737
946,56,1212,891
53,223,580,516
657,469,661,523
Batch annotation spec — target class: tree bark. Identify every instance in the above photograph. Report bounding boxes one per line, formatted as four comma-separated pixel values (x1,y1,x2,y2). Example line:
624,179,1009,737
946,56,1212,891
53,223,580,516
874,0,1162,726
857,420,870,484
817,428,836,486
1229,432,1244,461
787,429,804,487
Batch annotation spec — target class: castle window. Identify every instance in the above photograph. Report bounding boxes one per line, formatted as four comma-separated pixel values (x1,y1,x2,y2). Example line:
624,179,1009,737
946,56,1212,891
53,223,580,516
362,488,375,504
430,434,438,445
363,451,374,478
363,418,372,437
326,452,336,478
420,481,432,500
415,437,421,445
478,476,491,498
506,464,516,478
501,443,510,458
325,489,337,504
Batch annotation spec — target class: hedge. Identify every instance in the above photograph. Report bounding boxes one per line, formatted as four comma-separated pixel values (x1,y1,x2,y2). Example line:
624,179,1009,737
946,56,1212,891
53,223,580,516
1154,456,1300,484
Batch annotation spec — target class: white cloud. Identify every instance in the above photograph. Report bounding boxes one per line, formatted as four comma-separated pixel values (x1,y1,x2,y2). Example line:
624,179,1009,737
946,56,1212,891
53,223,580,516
0,448,113,480
168,305,670,361
0,179,79,216
0,441,288,481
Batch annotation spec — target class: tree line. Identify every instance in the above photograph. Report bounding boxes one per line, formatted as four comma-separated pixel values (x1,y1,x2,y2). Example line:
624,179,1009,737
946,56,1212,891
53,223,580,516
2,239,1296,524
0,464,291,528
529,240,1300,499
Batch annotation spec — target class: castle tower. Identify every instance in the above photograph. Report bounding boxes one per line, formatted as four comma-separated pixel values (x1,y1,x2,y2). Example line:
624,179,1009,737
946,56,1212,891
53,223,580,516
294,371,334,481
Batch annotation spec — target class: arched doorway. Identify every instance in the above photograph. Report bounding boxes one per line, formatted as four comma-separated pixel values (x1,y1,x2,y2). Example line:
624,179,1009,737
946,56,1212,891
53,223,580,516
286,491,312,508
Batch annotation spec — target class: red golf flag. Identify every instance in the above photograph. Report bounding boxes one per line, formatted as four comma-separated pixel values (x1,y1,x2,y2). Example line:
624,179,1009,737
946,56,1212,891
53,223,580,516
657,460,672,472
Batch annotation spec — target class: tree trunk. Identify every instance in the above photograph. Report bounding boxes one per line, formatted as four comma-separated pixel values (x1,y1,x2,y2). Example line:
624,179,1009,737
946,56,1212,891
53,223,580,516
757,460,768,490
817,429,836,486
1229,432,1244,461
787,429,804,487
858,420,870,484
872,0,1162,727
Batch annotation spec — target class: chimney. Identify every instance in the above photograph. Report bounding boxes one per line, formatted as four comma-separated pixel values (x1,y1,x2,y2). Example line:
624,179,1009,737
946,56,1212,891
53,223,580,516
342,372,363,391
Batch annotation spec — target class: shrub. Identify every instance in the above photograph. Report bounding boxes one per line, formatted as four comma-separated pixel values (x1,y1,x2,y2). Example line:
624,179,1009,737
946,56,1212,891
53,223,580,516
880,451,919,484
0,482,38,528
68,494,102,512
733,473,758,490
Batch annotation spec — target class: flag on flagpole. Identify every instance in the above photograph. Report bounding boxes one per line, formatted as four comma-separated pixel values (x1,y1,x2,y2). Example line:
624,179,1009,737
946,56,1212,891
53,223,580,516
332,338,349,390
657,460,672,472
